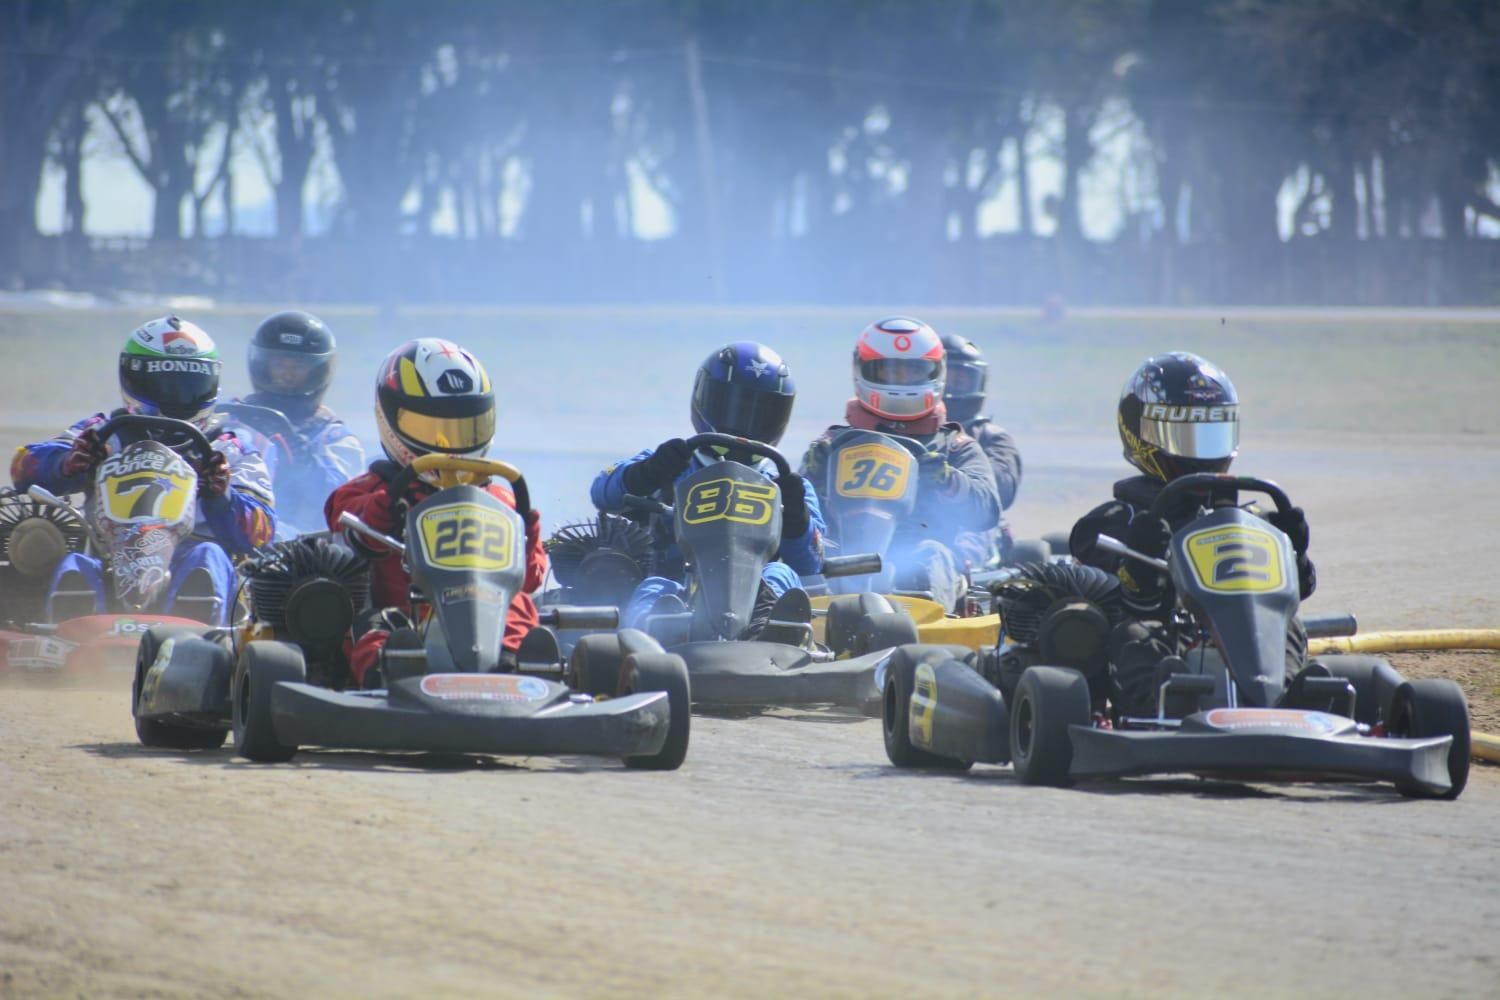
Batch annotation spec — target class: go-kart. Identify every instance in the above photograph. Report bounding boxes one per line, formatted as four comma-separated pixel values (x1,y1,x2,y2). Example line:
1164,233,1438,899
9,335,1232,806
134,453,690,768
0,414,224,674
880,474,1470,799
554,432,922,712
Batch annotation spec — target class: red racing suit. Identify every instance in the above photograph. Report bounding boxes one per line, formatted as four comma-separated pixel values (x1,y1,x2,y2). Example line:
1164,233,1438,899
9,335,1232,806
325,460,547,686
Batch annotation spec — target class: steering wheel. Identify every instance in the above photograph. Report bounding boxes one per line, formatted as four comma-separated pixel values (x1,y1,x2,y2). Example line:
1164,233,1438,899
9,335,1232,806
386,454,531,518
682,432,795,482
1148,473,1292,522
96,414,216,470
216,402,300,450
828,426,927,459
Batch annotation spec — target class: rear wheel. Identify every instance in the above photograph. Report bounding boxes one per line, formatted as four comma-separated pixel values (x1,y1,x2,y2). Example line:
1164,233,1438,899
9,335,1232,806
1005,538,1051,567
568,634,625,697
1010,666,1091,787
854,611,919,656
234,641,305,763
883,646,971,770
1041,532,1072,558
133,625,227,750
621,652,690,771
1390,679,1470,800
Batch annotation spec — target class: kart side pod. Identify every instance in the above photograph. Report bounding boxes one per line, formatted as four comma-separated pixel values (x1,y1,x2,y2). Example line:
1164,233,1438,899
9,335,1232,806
892,652,1012,765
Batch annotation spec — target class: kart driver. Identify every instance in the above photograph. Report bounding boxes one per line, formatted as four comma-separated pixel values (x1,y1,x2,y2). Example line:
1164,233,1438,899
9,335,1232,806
1068,351,1316,717
799,317,1001,612
940,331,1023,567
10,316,276,625
590,342,825,633
326,338,546,687
223,311,364,533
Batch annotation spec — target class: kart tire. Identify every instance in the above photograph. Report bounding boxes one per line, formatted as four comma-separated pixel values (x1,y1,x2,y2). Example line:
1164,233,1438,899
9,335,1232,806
569,634,624,697
1005,538,1050,567
882,646,972,770
1010,666,1090,787
621,652,690,771
1306,654,1399,724
234,641,305,763
1042,532,1072,558
1390,678,1470,800
826,593,895,655
854,611,919,656
133,625,228,750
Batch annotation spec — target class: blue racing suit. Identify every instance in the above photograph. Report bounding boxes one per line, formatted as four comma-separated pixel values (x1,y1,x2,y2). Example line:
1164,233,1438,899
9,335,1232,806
591,445,825,630
223,396,364,536
11,411,276,625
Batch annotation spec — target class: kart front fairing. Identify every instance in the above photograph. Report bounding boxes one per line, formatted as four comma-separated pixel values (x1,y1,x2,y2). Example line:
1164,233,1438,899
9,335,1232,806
92,440,198,611
673,460,782,641
819,429,918,594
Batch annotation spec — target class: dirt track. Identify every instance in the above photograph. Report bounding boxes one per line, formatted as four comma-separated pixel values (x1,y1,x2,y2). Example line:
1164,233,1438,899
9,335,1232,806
4,424,1499,998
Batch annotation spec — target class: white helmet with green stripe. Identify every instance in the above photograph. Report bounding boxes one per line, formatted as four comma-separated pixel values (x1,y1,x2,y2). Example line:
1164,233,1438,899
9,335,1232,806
118,316,223,427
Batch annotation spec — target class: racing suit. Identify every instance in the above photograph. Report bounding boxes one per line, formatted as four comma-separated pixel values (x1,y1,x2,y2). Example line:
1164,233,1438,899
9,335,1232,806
327,460,546,686
800,400,1001,611
591,445,825,632
1069,473,1317,716
10,411,276,626
953,414,1023,567
224,395,364,535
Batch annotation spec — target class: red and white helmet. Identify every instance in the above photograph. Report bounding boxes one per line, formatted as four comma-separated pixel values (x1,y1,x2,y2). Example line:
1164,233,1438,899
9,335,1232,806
851,317,946,421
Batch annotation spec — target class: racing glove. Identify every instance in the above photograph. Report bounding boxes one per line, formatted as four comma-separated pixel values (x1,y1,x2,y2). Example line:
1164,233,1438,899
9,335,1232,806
918,450,959,495
61,425,108,479
1266,506,1310,554
1124,515,1173,559
197,451,232,499
621,438,693,497
1119,515,1172,613
777,473,810,540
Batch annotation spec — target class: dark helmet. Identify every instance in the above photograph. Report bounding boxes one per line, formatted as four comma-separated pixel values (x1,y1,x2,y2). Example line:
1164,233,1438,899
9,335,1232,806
375,338,495,469
248,311,336,421
1118,351,1239,481
939,332,988,425
118,316,222,427
690,342,796,445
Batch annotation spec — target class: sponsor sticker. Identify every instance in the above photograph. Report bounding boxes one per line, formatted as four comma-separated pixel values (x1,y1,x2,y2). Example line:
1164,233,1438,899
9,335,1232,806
1203,708,1342,735
909,661,938,749
420,673,550,703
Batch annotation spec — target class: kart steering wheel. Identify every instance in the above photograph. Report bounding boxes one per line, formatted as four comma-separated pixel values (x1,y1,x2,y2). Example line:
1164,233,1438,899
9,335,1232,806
682,432,796,483
386,454,532,518
1148,473,1293,521
95,414,216,470
828,426,927,460
216,402,301,452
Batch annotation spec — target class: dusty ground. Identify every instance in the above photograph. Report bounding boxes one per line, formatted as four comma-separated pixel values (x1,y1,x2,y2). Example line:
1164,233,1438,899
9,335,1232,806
2,309,1498,997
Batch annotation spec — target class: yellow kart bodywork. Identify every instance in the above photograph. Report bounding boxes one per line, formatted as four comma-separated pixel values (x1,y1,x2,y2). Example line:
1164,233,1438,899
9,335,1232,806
810,593,1001,652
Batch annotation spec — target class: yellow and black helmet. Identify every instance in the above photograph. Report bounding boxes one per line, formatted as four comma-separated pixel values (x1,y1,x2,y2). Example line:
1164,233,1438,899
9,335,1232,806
374,338,494,466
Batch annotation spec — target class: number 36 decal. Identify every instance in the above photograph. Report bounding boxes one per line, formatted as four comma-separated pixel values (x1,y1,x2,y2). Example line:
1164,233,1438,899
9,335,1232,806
1184,523,1286,594
418,502,516,571
833,442,912,500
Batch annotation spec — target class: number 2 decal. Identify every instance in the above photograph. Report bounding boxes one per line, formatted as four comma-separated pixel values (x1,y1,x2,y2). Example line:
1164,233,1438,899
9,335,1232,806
1184,524,1286,594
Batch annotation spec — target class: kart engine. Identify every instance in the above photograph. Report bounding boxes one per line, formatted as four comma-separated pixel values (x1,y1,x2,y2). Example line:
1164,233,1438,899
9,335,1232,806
243,538,371,654
545,513,655,608
0,491,87,579
987,562,1124,697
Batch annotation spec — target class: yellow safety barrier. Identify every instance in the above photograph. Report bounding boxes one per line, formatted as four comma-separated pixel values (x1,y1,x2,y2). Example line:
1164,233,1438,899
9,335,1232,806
1308,629,1500,656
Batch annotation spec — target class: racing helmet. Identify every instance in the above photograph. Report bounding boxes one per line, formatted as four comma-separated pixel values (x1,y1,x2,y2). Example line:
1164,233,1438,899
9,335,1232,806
117,316,222,428
374,339,495,468
939,332,988,425
852,317,945,422
248,310,336,421
1118,351,1239,481
690,342,796,446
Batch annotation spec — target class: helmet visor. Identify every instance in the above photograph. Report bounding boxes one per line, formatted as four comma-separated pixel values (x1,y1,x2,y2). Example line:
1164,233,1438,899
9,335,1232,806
1140,413,1239,459
249,343,333,398
944,359,987,397
860,357,944,387
120,356,221,420
395,407,495,453
694,377,794,445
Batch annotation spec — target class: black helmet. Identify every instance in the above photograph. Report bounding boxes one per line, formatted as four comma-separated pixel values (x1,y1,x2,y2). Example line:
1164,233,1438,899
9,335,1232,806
939,332,988,425
375,338,495,468
1118,352,1239,481
690,342,796,446
248,311,336,421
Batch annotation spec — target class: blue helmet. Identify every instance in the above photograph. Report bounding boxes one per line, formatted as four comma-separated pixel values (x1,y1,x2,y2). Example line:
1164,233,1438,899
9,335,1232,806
690,342,796,445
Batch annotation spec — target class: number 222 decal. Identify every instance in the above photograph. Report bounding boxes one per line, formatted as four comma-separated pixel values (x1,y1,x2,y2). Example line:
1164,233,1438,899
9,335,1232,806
418,502,516,571
1184,523,1286,594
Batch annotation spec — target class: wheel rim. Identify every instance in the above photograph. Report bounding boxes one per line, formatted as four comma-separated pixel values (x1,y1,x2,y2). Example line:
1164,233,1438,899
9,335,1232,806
1015,696,1035,760
234,674,249,736
883,679,899,737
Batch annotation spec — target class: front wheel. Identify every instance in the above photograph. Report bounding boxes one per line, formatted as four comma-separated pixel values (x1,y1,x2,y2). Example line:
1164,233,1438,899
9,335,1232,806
233,641,306,763
1009,666,1091,787
1390,679,1470,800
882,646,972,770
133,625,228,750
620,652,690,771
568,634,625,697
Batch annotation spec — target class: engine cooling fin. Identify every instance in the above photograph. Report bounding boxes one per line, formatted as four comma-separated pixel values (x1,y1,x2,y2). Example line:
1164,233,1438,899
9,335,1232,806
244,537,371,631
545,513,655,588
992,560,1123,648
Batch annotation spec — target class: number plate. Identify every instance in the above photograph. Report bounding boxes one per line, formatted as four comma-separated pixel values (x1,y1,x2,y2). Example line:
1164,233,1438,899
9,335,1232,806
417,502,516,571
1184,523,1286,594
681,478,777,526
100,468,196,525
834,443,912,500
